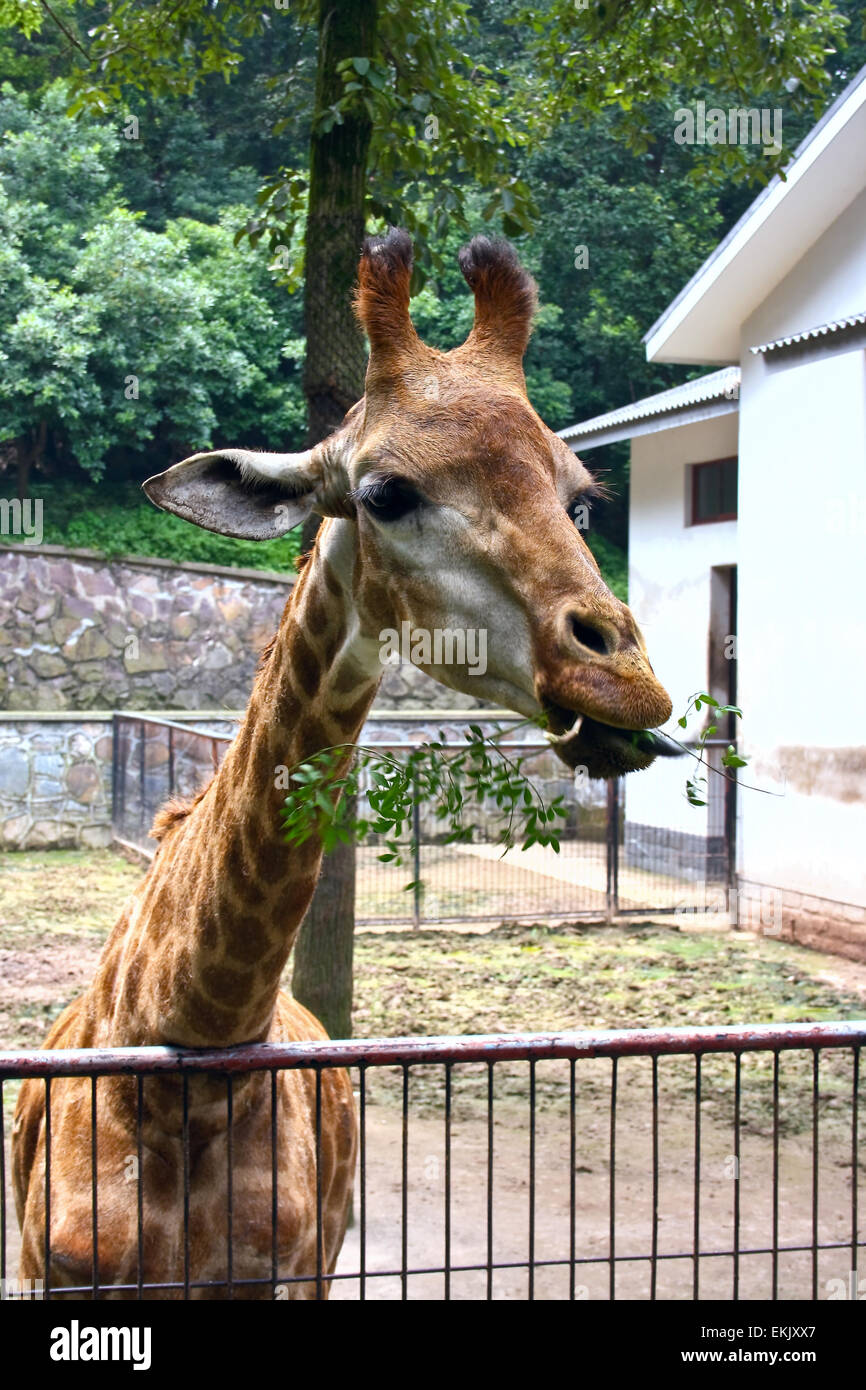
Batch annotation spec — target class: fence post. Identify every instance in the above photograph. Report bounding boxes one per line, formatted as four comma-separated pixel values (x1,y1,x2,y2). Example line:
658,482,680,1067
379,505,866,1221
412,781,421,929
138,719,146,835
110,713,119,836
606,778,620,923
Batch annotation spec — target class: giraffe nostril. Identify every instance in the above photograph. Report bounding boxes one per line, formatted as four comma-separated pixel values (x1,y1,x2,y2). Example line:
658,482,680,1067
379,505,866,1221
569,614,609,657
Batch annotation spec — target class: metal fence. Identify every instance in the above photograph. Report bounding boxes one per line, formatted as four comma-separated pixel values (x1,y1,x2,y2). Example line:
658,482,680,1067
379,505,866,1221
111,714,734,923
1,1022,863,1301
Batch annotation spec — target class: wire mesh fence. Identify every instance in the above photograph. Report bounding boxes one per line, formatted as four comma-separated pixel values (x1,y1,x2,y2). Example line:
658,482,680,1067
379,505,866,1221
110,714,733,923
1,1022,862,1301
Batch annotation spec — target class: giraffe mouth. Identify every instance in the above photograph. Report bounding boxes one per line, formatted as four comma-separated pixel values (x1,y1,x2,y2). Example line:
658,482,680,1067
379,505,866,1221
545,709,685,780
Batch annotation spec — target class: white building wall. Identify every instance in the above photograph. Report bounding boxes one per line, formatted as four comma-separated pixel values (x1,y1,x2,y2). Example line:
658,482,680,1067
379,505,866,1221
737,186,866,917
626,414,738,836
737,345,866,911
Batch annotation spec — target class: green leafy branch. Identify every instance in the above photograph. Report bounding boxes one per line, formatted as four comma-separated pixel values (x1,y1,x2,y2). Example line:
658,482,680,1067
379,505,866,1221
280,721,566,891
675,689,748,807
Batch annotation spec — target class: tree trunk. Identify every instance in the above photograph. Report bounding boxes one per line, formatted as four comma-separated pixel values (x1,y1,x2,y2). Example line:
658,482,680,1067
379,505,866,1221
292,791,358,1040
292,0,376,1039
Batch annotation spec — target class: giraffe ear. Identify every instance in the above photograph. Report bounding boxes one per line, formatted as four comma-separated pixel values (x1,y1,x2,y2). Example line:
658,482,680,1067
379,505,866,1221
142,449,321,541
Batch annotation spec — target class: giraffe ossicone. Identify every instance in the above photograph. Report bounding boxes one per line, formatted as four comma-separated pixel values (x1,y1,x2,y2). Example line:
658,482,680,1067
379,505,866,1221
13,229,672,1298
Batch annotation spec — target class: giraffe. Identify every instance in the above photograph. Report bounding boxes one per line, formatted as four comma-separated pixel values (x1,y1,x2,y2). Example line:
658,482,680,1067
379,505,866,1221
12,229,673,1299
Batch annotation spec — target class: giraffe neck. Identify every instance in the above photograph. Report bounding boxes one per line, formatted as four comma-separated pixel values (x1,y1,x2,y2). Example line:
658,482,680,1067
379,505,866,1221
105,520,383,1047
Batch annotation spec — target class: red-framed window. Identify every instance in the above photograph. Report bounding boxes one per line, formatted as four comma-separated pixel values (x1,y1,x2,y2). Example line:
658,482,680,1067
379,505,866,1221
689,456,738,525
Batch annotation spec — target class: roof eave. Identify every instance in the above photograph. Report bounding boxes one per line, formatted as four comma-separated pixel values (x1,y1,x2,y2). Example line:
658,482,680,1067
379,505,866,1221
644,65,866,365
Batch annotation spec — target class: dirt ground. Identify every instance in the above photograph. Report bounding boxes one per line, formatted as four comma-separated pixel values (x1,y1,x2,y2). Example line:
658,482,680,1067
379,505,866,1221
1,849,864,1300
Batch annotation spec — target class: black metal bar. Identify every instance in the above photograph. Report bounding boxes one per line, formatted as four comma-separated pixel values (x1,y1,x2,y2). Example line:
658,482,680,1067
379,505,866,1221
733,1053,741,1300
611,780,620,913
605,780,618,918
114,712,233,741
90,1076,99,1299
359,1065,367,1303
226,1075,234,1301
44,1075,51,1301
778,1050,783,1301
39,1234,866,1298
182,1073,190,1301
569,1057,576,1301
315,1066,323,1302
0,1079,5,1287
812,1049,819,1300
444,1062,452,1302
4,1027,866,1305
167,723,175,797
693,1054,702,1301
271,1068,278,1297
651,1054,659,1300
853,1047,860,1280
401,1063,408,1301
486,1060,494,1301
529,1057,536,1301
136,1074,144,1301
5,1021,865,1078
609,1055,617,1300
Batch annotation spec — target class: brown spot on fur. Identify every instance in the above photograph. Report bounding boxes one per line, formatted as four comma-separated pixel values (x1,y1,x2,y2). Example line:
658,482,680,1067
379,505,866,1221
227,916,272,965
296,714,330,757
333,660,365,696
270,879,316,930
359,577,391,619
289,624,321,701
320,612,347,667
253,835,291,886
340,685,376,731
200,963,253,1005
305,581,327,635
323,561,342,598
184,988,238,1039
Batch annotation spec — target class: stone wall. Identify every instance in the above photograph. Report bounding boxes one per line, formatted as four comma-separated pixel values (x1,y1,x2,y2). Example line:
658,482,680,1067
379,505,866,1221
0,713,241,851
0,544,485,713
1,711,553,853
0,715,114,850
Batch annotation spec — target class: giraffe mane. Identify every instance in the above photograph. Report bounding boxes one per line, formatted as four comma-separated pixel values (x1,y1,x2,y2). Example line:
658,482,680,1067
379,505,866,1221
149,783,213,841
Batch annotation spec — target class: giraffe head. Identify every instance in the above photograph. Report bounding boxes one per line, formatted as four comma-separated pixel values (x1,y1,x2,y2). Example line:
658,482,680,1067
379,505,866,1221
144,229,673,777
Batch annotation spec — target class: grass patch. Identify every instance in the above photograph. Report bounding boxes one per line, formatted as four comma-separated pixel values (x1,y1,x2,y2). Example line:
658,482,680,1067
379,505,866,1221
1,850,864,1138
0,478,301,572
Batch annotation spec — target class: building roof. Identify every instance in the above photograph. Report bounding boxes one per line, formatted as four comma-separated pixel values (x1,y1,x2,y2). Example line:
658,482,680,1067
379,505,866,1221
750,310,866,355
558,366,740,452
644,65,866,365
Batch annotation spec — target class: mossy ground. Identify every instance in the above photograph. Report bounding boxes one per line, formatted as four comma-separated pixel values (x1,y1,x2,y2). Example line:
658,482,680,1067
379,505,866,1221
2,849,864,1137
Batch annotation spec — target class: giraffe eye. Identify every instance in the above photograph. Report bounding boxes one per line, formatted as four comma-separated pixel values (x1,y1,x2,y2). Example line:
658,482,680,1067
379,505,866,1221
356,476,422,522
